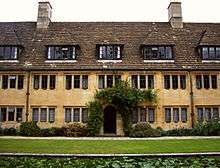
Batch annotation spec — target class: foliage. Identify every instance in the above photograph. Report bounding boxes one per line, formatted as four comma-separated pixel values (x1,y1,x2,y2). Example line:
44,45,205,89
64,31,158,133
129,123,161,137
0,157,220,168
19,122,41,136
63,123,88,137
3,128,17,136
87,80,157,136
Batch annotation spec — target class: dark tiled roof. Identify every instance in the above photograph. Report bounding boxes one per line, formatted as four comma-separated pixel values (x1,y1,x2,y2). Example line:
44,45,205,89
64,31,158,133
0,22,220,71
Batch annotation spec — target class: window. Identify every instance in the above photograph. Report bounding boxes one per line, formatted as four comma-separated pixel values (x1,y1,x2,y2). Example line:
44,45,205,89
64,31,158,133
164,75,170,89
98,75,105,89
148,75,154,89
180,75,186,89
205,108,211,122
203,75,210,89
115,75,121,86
107,75,113,88
82,75,88,89
40,108,47,122
181,108,187,123
140,75,146,89
213,108,219,120
0,108,7,122
16,108,23,122
82,108,88,123
140,108,146,122
196,75,202,89
99,45,121,60
197,107,220,122
200,46,220,60
131,108,138,124
49,108,55,123
32,108,39,122
211,75,217,89
148,108,155,123
0,107,22,122
131,75,138,88
165,108,171,123
98,75,120,89
73,108,80,122
173,108,179,123
41,75,48,90
2,75,8,89
18,75,24,89
49,75,56,90
130,107,155,124
33,75,40,90
74,75,80,88
197,108,203,123
47,46,76,60
8,108,15,121
9,76,16,88
143,46,173,60
65,75,72,90
65,108,72,122
172,75,178,89
0,46,18,60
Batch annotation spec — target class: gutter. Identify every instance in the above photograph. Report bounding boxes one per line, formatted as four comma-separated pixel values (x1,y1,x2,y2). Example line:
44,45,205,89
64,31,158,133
188,70,195,128
25,71,31,122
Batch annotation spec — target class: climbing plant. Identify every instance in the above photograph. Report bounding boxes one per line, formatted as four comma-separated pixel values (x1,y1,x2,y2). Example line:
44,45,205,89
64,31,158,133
87,80,157,136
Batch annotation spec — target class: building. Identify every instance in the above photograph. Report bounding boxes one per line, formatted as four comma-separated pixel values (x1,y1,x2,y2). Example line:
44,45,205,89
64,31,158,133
0,1,219,136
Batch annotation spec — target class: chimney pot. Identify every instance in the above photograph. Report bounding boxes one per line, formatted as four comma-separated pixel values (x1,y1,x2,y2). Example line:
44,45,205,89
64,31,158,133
37,1,52,29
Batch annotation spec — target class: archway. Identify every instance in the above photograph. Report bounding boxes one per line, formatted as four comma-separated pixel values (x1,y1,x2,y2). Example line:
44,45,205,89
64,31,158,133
104,105,116,134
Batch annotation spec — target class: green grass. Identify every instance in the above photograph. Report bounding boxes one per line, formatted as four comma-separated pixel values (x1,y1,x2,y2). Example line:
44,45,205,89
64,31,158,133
0,139,219,154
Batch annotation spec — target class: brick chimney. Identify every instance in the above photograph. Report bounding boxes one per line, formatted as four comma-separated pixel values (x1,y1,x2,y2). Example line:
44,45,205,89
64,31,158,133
37,2,52,29
168,1,183,28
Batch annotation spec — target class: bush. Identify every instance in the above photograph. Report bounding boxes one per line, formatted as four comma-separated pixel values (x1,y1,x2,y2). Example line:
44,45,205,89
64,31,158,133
3,128,17,136
0,127,3,136
64,123,88,137
19,122,41,136
162,128,192,136
52,127,65,136
129,123,161,137
40,128,56,137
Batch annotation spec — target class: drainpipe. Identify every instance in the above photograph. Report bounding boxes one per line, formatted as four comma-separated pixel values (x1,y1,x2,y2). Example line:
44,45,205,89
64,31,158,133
188,70,195,128
25,71,31,122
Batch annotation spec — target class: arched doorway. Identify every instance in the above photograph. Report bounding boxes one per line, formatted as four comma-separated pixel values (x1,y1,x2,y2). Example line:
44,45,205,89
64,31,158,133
104,106,116,134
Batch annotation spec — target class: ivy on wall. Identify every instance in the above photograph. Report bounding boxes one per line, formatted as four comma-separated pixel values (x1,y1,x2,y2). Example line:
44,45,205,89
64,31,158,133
87,80,157,136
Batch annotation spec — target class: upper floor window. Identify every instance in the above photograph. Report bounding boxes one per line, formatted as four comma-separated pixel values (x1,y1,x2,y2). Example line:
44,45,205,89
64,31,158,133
0,46,19,60
164,75,186,90
143,46,173,60
1,75,24,90
47,46,76,60
33,75,56,90
131,75,154,89
65,75,88,90
98,45,122,60
196,75,217,89
98,75,121,89
199,46,220,60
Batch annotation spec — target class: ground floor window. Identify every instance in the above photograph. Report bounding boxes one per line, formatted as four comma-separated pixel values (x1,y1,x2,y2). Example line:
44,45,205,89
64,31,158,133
32,107,56,123
64,107,88,123
164,107,188,123
131,107,155,124
196,107,219,123
0,107,23,122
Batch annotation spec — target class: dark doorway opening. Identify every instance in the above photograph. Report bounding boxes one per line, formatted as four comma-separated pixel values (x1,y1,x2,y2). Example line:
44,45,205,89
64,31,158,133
104,106,116,134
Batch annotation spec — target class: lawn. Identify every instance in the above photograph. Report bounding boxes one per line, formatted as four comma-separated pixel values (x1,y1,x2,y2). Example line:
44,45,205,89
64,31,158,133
0,138,220,154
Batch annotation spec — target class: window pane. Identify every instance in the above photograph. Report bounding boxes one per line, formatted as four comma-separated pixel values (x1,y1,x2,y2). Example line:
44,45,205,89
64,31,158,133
82,75,88,89
213,108,219,120
16,108,23,122
197,108,203,123
131,108,138,124
180,75,186,89
196,75,202,89
0,47,4,59
165,47,173,59
2,75,8,89
41,75,48,90
65,75,72,90
202,47,209,59
107,75,113,88
98,75,105,89
148,75,154,89
32,108,39,122
211,75,217,89
165,108,171,123
181,108,187,123
8,108,15,121
40,108,47,122
216,47,220,58
74,75,80,88
209,47,215,59
49,46,75,60
139,75,146,89
48,47,55,59
172,75,178,89
33,75,40,90
9,76,16,88
173,108,179,123
49,75,56,90
73,108,80,122
115,75,121,86
65,108,71,122
0,108,7,122
18,75,24,89
82,108,88,123
164,75,170,89
205,108,211,122
49,108,55,123
158,47,165,59
140,108,146,122
11,47,17,59
4,47,11,59
151,47,158,59
203,75,210,89
99,46,106,59
131,75,138,88
144,47,152,59
148,108,155,123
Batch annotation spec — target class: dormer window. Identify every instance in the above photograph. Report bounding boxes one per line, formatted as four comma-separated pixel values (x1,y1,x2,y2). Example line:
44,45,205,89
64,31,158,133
143,46,173,60
199,46,220,60
47,46,76,60
0,46,19,60
98,45,122,60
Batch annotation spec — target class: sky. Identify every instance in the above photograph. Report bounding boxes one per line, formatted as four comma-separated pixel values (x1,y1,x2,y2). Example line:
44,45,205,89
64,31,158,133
0,0,219,23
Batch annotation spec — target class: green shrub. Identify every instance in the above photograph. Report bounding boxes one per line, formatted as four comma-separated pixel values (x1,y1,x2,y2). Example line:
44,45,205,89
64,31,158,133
163,128,192,136
0,127,3,136
52,127,65,136
129,123,161,137
40,128,56,137
19,122,41,136
3,128,17,136
64,123,88,137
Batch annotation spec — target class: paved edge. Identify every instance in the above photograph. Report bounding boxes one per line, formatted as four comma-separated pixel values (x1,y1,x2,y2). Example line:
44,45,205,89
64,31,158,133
0,152,220,158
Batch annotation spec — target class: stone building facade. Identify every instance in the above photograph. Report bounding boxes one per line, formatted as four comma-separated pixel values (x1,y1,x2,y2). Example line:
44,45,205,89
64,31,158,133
0,1,219,136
